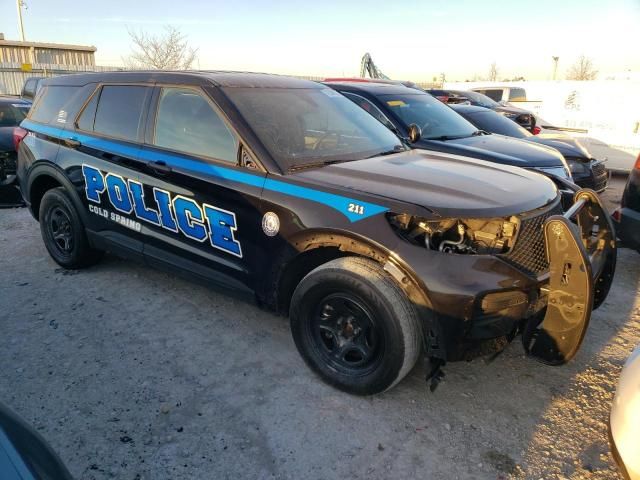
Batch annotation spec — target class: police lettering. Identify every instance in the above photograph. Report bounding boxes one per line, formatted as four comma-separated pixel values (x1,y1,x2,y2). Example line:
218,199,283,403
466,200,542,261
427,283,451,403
81,164,242,258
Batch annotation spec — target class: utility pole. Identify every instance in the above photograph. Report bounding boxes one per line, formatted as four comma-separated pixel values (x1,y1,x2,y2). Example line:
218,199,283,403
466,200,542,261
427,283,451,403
16,0,26,41
552,56,559,81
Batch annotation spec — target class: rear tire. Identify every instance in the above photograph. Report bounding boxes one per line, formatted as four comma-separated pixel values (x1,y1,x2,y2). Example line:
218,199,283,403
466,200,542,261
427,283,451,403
290,257,421,395
39,187,103,269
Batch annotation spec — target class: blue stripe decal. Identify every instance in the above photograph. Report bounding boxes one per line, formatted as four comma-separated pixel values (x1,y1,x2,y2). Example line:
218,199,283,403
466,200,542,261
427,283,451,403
22,120,388,222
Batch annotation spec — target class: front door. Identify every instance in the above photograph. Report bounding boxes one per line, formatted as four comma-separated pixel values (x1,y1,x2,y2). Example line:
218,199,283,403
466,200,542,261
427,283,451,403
135,86,267,291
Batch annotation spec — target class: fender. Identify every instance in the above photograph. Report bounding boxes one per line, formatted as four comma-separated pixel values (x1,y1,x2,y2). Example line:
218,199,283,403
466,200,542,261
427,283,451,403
26,162,90,225
264,227,437,340
271,228,445,361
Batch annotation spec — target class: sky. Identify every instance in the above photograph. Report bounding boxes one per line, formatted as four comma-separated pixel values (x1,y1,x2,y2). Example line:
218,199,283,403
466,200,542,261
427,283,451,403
2,0,639,82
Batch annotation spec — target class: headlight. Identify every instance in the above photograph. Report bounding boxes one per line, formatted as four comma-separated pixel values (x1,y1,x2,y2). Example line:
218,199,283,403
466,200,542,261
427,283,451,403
536,165,571,180
567,159,589,175
386,214,519,255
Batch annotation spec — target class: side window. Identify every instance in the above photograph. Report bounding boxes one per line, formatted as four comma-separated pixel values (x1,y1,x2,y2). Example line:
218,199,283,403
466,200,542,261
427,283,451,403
153,87,238,163
508,88,526,102
29,86,79,124
481,89,503,102
342,92,396,131
93,85,150,142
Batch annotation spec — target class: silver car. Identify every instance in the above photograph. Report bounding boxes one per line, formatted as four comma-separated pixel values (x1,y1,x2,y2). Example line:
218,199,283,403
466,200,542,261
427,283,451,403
610,345,640,479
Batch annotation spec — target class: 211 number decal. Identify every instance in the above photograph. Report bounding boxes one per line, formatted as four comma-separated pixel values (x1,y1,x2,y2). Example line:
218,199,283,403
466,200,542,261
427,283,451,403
348,203,365,215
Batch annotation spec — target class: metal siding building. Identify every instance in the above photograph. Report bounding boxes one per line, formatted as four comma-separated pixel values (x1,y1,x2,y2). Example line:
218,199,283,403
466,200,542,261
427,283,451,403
0,39,96,66
0,37,107,95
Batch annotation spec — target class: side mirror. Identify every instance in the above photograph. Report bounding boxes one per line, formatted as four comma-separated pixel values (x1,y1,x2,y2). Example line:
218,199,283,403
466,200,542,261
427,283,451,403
407,124,422,143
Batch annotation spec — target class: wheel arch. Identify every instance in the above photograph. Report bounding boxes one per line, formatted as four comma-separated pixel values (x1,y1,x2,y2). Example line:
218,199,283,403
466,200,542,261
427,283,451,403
264,230,435,329
27,163,87,223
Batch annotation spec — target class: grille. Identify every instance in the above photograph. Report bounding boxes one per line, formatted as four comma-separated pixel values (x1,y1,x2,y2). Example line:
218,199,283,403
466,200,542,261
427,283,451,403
1,152,16,176
592,161,606,177
499,201,563,277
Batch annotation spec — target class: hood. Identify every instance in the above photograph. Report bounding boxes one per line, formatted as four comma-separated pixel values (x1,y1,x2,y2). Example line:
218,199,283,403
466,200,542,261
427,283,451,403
292,150,558,218
525,133,592,159
416,133,567,168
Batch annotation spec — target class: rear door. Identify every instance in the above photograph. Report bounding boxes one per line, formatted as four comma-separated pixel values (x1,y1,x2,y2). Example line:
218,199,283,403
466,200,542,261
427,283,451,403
136,85,267,291
66,84,153,258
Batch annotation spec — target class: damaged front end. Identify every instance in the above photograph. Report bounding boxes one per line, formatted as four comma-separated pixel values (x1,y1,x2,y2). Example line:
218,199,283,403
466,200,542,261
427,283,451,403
388,189,616,389
522,189,616,365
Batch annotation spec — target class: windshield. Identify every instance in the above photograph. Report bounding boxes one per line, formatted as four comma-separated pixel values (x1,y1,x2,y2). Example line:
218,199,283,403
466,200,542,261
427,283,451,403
466,110,532,139
379,93,477,140
224,87,405,171
455,90,500,109
0,103,29,127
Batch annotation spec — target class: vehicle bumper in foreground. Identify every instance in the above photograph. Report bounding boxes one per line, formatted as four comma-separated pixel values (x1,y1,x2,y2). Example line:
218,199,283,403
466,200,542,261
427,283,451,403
609,345,640,479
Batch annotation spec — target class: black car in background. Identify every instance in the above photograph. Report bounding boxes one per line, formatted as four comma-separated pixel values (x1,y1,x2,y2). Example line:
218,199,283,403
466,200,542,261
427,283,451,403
324,80,572,185
613,155,640,252
427,88,537,132
20,77,46,101
0,96,31,186
451,104,608,192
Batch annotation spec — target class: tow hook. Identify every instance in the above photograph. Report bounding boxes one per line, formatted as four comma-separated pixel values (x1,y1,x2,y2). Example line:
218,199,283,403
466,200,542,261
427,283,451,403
426,357,445,392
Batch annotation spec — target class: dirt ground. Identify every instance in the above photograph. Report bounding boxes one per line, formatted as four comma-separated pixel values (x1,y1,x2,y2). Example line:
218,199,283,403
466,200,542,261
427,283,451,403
0,175,638,480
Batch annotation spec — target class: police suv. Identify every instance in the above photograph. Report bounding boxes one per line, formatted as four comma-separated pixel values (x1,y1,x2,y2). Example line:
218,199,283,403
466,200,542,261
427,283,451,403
17,72,616,394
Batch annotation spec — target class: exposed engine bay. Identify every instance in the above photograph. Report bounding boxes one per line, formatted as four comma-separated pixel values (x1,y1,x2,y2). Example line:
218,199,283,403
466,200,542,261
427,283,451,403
387,213,520,255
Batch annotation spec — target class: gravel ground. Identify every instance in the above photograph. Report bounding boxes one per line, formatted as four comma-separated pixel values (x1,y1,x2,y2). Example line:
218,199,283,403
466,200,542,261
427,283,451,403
0,175,638,480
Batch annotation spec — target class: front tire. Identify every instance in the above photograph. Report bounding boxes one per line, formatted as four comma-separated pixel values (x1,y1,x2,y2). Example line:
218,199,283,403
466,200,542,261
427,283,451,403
39,187,103,269
290,257,421,395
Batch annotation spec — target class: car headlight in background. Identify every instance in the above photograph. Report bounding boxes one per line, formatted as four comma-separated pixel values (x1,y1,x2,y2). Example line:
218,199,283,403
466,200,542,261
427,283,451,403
536,165,572,181
567,158,589,175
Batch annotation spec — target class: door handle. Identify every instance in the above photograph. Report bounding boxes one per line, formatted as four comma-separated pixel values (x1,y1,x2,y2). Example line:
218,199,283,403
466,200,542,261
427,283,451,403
147,160,172,174
64,137,81,148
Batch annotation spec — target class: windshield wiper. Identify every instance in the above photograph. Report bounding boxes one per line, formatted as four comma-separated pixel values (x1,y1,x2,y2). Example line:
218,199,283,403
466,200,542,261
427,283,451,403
367,144,406,158
287,159,348,173
426,134,469,141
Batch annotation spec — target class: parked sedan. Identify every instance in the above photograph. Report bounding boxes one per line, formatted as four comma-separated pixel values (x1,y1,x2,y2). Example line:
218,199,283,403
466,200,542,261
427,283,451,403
451,104,608,192
427,88,537,132
612,154,640,252
324,80,573,186
0,96,31,186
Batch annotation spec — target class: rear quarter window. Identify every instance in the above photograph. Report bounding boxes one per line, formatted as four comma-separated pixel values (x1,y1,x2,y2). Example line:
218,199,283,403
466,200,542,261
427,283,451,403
29,86,80,125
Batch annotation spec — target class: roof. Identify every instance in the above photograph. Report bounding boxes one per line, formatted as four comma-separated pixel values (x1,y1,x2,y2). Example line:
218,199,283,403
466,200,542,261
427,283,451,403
43,70,324,89
0,39,96,52
322,81,420,96
449,104,490,114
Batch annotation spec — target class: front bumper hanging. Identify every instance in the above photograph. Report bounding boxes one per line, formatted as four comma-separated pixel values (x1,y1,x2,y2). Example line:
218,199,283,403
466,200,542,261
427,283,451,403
522,189,617,365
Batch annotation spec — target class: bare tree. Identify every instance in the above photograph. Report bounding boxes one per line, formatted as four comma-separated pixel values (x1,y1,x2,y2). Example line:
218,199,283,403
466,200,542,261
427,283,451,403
488,62,499,82
124,26,198,70
566,55,598,81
